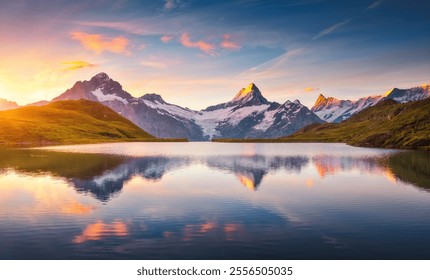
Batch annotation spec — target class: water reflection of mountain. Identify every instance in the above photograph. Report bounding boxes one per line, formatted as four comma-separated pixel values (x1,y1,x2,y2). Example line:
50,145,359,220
206,156,309,190
1,148,428,201
312,155,386,177
0,149,190,202
71,156,192,201
386,151,430,192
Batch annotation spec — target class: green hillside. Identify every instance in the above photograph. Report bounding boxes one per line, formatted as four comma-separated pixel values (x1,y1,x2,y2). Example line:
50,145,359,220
283,98,430,150
0,99,162,146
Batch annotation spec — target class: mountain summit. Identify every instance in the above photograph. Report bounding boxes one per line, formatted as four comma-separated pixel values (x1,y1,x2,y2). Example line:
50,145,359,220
90,72,111,83
230,83,270,107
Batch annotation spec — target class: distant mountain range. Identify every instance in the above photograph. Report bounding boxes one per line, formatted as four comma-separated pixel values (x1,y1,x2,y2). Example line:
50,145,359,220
311,85,430,123
50,73,323,140
1,73,429,141
286,98,430,149
0,98,19,111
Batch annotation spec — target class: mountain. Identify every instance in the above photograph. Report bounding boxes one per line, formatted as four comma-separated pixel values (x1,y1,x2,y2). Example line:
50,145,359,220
53,72,206,140
197,83,323,139
0,99,156,146
311,85,430,123
52,74,324,140
0,98,19,111
285,98,430,149
384,85,430,102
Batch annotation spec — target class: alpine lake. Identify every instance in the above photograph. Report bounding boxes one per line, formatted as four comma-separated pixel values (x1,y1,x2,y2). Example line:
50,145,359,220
0,142,429,260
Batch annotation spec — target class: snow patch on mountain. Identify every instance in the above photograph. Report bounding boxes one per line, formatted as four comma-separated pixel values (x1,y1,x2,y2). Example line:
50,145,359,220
92,88,128,105
254,109,277,131
141,98,196,120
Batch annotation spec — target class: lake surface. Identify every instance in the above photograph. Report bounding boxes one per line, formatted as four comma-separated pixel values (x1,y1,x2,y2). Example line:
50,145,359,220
0,143,429,260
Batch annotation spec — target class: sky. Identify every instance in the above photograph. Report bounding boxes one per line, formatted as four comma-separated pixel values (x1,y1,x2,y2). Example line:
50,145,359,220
0,0,429,109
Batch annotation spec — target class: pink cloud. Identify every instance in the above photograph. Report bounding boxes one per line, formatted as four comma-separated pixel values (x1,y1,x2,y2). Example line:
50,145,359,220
220,34,241,50
161,35,174,43
141,60,167,69
180,33,215,55
71,32,130,55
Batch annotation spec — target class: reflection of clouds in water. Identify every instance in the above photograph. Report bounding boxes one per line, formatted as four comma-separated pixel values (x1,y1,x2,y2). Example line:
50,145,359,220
181,221,244,242
0,171,95,217
1,145,429,259
224,223,244,241
1,147,428,203
73,220,128,244
61,202,95,215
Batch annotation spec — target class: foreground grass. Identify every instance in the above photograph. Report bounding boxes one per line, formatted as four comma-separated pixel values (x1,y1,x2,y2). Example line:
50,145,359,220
0,99,187,147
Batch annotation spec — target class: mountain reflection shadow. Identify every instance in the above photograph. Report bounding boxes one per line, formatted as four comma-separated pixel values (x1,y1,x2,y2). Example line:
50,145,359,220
70,156,192,201
0,148,429,201
205,155,310,190
386,151,430,192
312,155,388,178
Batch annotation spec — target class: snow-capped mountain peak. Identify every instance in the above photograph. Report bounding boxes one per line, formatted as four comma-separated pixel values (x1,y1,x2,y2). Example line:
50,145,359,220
141,93,166,104
384,88,395,97
311,85,430,123
384,85,430,103
90,72,111,83
233,83,259,100
313,94,327,109
230,83,269,107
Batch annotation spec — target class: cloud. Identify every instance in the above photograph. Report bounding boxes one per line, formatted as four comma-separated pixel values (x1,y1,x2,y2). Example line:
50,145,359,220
161,35,174,43
313,19,350,40
71,32,130,54
220,34,241,50
180,33,215,55
304,87,320,92
62,61,97,71
164,0,180,11
73,220,128,244
366,0,383,10
141,60,167,69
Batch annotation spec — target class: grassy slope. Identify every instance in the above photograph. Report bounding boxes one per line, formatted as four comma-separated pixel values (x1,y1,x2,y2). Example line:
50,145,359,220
0,99,185,146
283,99,430,149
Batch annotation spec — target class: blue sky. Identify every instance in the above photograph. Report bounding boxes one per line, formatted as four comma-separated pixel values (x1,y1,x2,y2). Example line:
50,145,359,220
0,0,429,108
